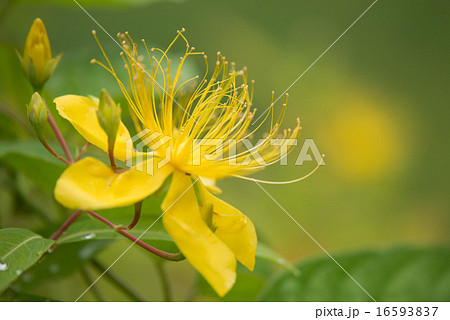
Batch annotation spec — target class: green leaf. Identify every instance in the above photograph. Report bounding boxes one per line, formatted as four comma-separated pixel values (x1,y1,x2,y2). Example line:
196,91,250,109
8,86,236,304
0,140,65,192
195,244,297,301
197,269,266,302
21,0,184,6
52,207,297,299
16,173,61,221
258,247,450,301
0,228,54,293
13,240,111,290
0,289,59,302
195,257,272,301
55,209,297,269
256,243,299,275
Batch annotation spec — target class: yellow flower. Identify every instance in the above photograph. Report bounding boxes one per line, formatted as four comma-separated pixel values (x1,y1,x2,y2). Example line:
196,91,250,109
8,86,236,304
53,30,300,296
18,18,62,90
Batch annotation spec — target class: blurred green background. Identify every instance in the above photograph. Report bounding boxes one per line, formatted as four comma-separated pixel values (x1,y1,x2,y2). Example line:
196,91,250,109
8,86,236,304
0,0,449,301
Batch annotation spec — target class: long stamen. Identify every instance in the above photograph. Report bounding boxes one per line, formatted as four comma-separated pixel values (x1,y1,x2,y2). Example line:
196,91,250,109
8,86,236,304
91,29,303,178
232,155,325,184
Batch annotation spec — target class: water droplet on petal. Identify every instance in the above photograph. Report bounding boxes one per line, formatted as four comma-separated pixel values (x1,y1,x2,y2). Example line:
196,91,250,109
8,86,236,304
0,263,8,271
83,233,95,240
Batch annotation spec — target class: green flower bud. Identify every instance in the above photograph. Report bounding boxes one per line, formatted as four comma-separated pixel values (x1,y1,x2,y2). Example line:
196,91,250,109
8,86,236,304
27,92,48,139
17,18,62,90
96,89,122,148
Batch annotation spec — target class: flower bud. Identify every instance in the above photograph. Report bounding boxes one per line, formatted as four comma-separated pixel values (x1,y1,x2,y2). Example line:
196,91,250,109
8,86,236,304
96,89,122,148
18,18,62,90
27,92,48,139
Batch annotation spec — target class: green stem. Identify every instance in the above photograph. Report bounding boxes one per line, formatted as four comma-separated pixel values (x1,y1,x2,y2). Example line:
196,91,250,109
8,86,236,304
90,259,146,302
79,266,106,302
154,259,172,302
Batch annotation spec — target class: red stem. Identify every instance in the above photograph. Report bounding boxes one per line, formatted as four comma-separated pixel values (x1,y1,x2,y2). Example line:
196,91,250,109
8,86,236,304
108,144,117,171
47,112,73,163
40,137,71,165
75,142,91,162
51,209,83,240
122,201,142,230
86,210,184,261
49,208,183,261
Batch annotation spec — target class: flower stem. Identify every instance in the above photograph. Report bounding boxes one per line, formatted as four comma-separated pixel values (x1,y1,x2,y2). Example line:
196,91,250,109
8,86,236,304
46,112,73,163
86,210,185,262
154,259,172,302
50,209,83,241
120,201,142,230
36,89,73,163
90,259,146,302
75,142,91,162
39,137,71,165
107,143,118,171
50,209,183,261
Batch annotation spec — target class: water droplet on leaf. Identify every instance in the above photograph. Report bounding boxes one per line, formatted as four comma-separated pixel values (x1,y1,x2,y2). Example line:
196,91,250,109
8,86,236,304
48,264,60,274
22,273,33,283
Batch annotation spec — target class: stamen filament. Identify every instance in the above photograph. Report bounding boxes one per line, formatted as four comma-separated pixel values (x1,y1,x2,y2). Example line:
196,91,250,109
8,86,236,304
232,156,325,184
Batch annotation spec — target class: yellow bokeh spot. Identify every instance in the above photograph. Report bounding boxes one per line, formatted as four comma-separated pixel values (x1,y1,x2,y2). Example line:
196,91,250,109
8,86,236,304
324,92,405,182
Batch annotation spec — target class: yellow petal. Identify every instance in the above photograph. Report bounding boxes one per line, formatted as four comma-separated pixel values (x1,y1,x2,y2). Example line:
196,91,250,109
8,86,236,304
199,176,222,194
207,192,257,271
54,95,131,162
161,171,236,296
55,157,172,210
25,18,51,62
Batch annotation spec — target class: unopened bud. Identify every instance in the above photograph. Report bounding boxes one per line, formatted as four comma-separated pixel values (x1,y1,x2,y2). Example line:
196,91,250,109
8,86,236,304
27,92,48,139
18,18,62,90
96,89,122,148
